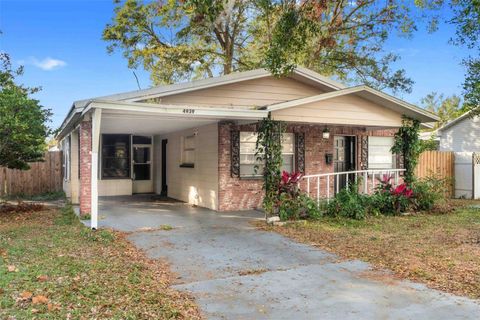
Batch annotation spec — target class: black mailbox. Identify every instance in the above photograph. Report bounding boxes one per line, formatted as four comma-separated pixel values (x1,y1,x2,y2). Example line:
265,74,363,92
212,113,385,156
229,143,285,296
325,153,333,165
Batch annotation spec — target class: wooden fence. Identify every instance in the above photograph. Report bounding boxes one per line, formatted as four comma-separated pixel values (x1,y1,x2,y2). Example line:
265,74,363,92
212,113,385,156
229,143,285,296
414,150,455,196
0,151,63,197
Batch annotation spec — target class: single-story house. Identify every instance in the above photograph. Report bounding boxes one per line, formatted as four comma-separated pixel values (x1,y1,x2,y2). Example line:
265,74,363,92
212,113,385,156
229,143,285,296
437,110,480,152
56,67,438,228
435,110,480,199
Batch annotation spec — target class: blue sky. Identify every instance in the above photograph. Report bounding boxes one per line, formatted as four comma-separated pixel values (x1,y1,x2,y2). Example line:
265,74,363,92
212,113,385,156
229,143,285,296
0,0,472,129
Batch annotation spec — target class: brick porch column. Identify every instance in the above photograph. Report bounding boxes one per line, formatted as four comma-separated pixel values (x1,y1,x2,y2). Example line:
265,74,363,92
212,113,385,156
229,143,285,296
79,115,92,215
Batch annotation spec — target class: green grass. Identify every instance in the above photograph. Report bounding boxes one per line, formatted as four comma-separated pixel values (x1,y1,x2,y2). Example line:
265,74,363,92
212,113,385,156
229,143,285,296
0,205,199,319
261,202,480,299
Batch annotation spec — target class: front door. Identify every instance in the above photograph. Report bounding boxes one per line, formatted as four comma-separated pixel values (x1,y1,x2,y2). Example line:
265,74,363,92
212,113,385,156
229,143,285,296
334,136,355,192
132,145,153,193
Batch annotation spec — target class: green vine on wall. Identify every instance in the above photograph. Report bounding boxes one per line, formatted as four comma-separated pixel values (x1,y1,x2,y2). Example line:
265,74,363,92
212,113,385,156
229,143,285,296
391,116,421,184
255,114,286,217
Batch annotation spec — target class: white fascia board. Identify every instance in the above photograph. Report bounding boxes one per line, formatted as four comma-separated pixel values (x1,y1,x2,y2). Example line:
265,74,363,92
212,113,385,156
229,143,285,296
267,85,439,122
436,109,475,132
293,67,345,90
83,100,268,120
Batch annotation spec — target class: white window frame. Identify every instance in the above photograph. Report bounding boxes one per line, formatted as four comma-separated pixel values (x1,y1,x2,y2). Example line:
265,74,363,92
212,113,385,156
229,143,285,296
368,136,396,169
180,134,195,167
239,132,295,178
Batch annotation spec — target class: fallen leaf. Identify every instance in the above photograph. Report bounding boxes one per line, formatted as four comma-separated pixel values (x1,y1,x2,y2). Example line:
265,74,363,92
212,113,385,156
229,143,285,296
7,265,17,272
31,308,40,314
37,275,49,282
20,291,33,300
32,295,49,304
47,303,60,311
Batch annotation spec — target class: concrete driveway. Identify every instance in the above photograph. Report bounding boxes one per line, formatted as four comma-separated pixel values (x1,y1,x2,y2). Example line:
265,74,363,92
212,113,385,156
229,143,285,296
98,196,480,319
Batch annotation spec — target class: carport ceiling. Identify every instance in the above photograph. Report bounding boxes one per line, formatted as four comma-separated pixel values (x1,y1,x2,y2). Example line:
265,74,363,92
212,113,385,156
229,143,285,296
101,113,218,135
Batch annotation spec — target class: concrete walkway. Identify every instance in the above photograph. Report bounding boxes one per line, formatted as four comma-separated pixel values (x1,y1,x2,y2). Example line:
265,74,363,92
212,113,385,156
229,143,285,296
98,196,480,319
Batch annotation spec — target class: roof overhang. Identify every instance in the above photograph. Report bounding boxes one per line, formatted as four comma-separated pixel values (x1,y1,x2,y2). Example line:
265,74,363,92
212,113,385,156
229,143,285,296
56,100,268,140
70,67,345,109
267,86,439,124
436,108,478,132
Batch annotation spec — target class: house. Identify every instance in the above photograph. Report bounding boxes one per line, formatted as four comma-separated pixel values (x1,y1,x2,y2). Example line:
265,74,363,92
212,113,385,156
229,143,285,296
437,110,480,152
435,110,480,199
56,67,438,228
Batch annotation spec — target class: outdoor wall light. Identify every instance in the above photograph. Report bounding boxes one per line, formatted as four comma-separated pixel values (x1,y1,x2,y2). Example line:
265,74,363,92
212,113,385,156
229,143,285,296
322,128,330,139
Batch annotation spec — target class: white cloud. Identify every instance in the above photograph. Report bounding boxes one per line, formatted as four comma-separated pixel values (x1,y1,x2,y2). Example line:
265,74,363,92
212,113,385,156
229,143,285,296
19,57,67,71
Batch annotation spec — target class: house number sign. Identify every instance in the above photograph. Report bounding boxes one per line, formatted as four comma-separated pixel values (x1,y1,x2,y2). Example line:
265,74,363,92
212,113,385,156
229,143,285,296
183,109,195,114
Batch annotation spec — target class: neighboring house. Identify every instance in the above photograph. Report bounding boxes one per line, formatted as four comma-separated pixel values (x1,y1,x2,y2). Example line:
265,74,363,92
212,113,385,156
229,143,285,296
56,67,438,228
436,110,480,199
437,110,480,152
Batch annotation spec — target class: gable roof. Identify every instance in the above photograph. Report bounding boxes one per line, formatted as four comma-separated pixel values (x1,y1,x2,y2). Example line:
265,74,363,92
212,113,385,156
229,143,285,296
436,109,477,132
267,85,439,123
72,67,345,109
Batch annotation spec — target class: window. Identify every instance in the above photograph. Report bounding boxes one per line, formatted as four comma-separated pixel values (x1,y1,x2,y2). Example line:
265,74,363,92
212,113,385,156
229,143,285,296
368,136,395,169
239,132,295,178
62,135,71,181
240,132,263,177
282,133,295,173
102,134,130,178
180,135,195,167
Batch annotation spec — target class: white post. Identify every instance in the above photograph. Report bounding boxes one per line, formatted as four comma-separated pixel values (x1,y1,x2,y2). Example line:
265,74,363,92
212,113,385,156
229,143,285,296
90,108,102,230
364,171,368,194
316,177,320,206
326,176,330,203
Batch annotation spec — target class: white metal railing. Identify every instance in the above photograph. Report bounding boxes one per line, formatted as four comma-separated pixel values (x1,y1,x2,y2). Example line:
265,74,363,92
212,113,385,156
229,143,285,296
302,169,406,205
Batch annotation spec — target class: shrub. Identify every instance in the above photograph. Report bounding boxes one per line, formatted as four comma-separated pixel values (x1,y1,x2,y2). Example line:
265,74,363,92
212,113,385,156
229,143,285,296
326,182,369,219
411,175,451,211
370,175,413,215
275,171,321,221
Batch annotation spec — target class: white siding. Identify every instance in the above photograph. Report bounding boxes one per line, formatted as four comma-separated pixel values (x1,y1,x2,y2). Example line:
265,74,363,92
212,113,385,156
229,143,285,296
440,116,480,152
271,95,403,127
155,77,323,109
155,123,219,210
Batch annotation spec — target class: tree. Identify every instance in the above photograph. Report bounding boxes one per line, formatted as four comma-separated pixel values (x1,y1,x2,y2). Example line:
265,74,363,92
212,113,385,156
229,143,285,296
418,1,480,114
392,116,421,184
0,52,52,170
420,92,463,128
103,0,420,93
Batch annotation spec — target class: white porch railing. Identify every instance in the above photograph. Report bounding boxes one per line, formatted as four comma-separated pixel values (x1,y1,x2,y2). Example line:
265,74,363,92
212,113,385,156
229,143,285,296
303,169,406,205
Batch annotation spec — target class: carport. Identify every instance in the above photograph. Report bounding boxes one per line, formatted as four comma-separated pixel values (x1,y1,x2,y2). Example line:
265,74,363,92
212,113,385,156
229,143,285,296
62,100,267,229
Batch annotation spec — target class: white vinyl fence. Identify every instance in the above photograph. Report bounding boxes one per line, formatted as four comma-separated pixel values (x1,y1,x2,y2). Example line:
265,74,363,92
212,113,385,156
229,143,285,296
454,152,480,199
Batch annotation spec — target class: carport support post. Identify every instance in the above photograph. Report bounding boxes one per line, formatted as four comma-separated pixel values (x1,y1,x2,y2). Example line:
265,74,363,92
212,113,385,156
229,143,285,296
90,108,101,229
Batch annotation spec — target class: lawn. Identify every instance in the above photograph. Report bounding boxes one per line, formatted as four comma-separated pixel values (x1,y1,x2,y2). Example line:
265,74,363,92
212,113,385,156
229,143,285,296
259,201,480,299
0,203,201,319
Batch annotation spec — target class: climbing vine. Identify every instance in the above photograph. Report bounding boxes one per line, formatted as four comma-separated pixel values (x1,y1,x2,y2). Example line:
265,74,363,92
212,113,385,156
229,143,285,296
255,114,286,216
391,116,421,184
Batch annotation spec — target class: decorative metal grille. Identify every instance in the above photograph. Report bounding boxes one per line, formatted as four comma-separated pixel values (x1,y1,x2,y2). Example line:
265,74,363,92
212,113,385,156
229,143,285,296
295,132,305,173
361,135,368,170
231,129,240,177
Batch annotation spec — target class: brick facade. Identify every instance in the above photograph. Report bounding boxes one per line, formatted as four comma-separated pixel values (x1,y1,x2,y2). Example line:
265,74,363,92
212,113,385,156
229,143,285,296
79,116,92,215
218,122,397,211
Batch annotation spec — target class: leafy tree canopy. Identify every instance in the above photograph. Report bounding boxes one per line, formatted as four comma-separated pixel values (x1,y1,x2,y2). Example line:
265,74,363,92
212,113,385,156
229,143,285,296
418,0,480,114
420,92,464,128
103,0,434,94
0,52,52,170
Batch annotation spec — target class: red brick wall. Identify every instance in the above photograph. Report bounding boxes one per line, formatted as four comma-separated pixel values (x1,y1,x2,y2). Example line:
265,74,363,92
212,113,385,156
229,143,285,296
79,117,92,215
217,122,397,211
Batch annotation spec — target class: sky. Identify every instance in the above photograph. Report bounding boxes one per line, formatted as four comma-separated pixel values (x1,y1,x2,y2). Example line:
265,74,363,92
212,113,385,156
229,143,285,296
0,0,473,130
